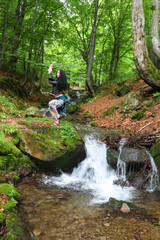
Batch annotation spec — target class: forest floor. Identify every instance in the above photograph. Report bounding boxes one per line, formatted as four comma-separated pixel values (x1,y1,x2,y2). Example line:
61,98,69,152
79,78,160,138
1,69,160,141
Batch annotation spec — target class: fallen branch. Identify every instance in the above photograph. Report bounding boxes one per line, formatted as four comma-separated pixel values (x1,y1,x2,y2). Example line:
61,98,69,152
137,121,153,133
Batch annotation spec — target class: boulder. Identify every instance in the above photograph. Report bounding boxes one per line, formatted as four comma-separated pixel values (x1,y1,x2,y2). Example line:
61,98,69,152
107,147,149,170
25,106,43,118
122,92,141,113
18,121,86,171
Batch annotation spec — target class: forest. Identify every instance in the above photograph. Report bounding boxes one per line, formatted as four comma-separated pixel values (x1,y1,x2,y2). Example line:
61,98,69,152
0,1,160,239
0,0,159,94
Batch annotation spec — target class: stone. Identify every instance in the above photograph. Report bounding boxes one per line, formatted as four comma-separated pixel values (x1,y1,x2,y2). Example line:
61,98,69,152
33,229,41,236
25,106,43,118
120,203,130,213
104,223,110,227
122,92,141,113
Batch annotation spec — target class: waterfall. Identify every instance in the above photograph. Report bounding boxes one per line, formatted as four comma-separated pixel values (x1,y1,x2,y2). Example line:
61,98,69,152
43,135,137,204
146,151,159,191
117,138,128,181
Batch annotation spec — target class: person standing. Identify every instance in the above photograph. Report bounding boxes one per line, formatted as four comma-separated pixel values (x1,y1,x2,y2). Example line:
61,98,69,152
48,64,67,126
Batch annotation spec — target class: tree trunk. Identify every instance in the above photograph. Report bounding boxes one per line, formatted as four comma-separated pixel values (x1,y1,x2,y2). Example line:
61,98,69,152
151,0,160,58
21,0,39,87
0,1,10,68
86,0,99,96
8,0,27,69
132,0,160,90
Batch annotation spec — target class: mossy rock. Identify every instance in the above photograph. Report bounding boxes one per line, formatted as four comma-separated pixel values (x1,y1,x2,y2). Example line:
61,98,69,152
0,138,34,173
67,104,80,113
115,83,132,97
0,139,22,156
122,92,142,113
106,129,122,140
108,197,138,209
17,120,85,171
0,183,20,200
2,210,25,240
25,106,43,118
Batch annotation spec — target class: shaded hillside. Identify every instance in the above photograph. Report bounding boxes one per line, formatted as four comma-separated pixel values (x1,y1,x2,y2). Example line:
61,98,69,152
80,77,160,137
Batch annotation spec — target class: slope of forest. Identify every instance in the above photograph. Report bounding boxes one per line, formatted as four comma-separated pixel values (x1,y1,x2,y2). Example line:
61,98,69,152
1,70,160,141
80,77,160,139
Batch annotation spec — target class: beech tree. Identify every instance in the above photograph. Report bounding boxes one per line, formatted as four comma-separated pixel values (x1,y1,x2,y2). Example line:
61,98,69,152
132,0,160,89
151,0,160,58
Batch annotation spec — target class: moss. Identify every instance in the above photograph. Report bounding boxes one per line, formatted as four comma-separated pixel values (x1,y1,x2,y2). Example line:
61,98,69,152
90,122,98,127
132,108,147,120
101,104,119,117
82,111,94,119
0,184,20,201
0,178,6,183
106,129,122,140
115,83,132,97
54,121,81,148
67,104,80,113
45,139,63,152
108,197,138,209
0,212,6,224
151,138,160,167
9,175,20,184
0,140,22,157
3,211,25,240
0,156,8,170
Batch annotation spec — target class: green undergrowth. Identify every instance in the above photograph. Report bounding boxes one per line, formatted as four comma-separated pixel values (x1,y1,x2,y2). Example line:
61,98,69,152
18,118,81,149
0,124,35,181
0,183,25,240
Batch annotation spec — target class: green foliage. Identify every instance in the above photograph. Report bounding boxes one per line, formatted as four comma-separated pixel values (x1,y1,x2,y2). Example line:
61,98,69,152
0,184,20,201
0,212,6,224
153,92,160,98
4,211,25,240
90,122,98,127
1,124,17,136
132,108,147,120
0,94,20,117
55,122,81,147
82,111,94,119
101,104,119,117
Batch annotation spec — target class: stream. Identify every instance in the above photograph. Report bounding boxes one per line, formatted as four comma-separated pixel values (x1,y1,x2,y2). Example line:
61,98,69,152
17,134,160,240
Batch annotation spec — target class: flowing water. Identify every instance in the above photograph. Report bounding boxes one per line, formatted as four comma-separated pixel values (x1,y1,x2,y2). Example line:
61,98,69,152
43,135,137,204
17,135,160,240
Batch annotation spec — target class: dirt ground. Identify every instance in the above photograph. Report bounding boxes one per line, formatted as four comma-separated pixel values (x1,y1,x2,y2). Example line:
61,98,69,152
80,79,160,137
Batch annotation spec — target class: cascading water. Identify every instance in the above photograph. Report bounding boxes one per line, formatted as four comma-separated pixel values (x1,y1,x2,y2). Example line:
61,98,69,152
117,138,128,181
146,151,159,191
43,135,137,204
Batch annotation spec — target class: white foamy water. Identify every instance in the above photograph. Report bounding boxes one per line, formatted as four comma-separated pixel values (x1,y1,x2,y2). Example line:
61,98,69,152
146,151,159,192
43,135,137,204
117,138,128,181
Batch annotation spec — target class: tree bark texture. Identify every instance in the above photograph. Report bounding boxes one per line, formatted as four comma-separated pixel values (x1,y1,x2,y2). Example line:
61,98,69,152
86,0,99,95
132,0,160,89
151,0,160,58
9,0,27,69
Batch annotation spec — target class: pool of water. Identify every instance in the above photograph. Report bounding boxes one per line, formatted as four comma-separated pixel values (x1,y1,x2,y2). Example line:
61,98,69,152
17,135,160,239
17,178,160,240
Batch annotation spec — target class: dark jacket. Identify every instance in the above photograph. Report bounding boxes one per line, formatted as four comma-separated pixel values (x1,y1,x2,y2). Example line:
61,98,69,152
48,74,63,95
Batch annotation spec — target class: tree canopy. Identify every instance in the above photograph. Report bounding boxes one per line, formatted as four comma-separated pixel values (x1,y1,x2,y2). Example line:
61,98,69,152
0,0,159,93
